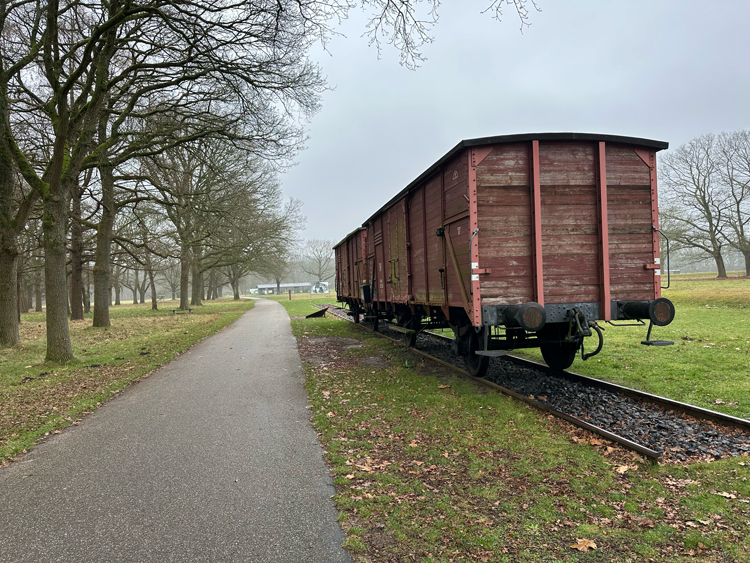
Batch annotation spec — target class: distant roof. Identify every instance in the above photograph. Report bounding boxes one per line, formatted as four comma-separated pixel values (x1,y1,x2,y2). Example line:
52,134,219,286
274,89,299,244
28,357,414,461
257,283,312,289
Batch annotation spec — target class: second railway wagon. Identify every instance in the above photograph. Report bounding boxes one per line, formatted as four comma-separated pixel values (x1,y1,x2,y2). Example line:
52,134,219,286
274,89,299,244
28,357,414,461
334,133,675,376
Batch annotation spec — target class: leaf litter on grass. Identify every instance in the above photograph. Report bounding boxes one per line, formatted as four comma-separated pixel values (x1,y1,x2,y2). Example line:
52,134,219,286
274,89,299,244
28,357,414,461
294,319,750,562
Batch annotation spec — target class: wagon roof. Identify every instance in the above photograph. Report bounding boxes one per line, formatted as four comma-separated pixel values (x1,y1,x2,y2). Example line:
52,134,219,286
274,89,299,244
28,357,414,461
333,226,366,250
363,132,669,225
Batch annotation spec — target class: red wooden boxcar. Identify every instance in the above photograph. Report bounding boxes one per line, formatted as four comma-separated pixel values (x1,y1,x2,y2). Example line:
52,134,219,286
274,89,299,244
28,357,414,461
334,133,675,376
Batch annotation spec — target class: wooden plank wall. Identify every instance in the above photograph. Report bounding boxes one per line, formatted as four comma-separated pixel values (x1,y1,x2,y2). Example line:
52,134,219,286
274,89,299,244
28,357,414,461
408,185,428,302
539,142,600,304
605,145,655,301
476,143,535,304
358,138,657,315
424,175,445,304
335,245,344,297
477,141,657,308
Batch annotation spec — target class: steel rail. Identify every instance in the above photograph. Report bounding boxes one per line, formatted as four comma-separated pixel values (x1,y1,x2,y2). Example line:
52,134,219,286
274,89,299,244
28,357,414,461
318,305,664,460
423,330,750,432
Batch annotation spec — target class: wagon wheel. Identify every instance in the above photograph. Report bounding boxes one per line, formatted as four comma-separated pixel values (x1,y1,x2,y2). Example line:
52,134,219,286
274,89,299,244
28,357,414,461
399,316,420,347
540,341,579,372
402,330,417,347
352,305,360,324
463,330,489,378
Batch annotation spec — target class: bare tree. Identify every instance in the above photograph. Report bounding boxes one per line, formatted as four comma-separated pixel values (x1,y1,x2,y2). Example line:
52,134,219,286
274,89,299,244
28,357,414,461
300,239,336,282
261,252,296,296
159,263,181,301
660,134,730,278
717,130,750,275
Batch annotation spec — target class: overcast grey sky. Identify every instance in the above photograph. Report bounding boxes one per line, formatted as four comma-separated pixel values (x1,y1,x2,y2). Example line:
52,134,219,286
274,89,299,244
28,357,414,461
280,1,750,242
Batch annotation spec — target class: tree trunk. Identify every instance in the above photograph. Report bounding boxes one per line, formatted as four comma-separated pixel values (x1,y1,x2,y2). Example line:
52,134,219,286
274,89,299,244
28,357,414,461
16,264,22,322
180,244,190,310
70,189,84,320
139,275,147,304
191,269,203,306
43,187,74,362
207,270,215,301
0,247,19,346
34,264,43,312
83,270,91,314
23,277,33,314
232,281,240,300
0,119,21,345
93,160,115,326
114,266,121,306
148,266,157,310
133,268,139,304
715,253,728,278
190,246,203,306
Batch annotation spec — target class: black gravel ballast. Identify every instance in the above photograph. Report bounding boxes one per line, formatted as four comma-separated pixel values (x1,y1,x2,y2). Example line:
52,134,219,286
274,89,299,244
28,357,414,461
323,306,750,464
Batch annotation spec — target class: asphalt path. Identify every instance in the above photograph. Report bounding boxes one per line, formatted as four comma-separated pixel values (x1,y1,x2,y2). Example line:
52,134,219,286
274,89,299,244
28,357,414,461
0,299,351,562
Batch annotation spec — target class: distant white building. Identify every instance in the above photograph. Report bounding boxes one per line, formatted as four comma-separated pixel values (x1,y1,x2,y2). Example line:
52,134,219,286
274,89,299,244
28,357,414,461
255,282,329,295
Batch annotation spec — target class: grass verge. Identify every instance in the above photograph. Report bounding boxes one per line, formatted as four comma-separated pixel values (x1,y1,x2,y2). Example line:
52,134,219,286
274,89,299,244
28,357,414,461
0,298,252,466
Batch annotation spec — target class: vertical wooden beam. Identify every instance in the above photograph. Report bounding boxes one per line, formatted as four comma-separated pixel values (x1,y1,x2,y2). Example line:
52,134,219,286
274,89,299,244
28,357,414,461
530,141,544,306
421,186,430,302
403,199,412,301
440,169,448,309
360,229,367,283
468,149,481,326
648,151,661,299
597,142,611,321
635,149,662,299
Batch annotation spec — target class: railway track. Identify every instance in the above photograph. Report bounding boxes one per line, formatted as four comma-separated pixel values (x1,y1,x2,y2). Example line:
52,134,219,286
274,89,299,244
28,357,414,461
314,304,750,464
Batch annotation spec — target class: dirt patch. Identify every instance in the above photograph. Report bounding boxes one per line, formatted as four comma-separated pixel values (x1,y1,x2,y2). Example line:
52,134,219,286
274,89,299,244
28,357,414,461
364,526,397,552
361,356,389,368
299,336,366,365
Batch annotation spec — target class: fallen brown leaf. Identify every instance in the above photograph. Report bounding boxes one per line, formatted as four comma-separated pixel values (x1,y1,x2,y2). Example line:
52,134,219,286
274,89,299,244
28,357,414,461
570,538,597,552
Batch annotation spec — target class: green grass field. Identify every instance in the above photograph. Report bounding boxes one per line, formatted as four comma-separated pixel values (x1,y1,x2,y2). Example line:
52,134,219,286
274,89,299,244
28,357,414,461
279,275,750,562
508,275,750,420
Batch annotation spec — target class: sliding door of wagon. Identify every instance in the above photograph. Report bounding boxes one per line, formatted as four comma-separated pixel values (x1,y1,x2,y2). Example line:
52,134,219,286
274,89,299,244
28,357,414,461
424,175,445,306
371,215,386,304
442,153,472,310
539,142,601,305
408,185,427,302
387,201,408,302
